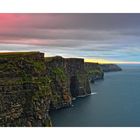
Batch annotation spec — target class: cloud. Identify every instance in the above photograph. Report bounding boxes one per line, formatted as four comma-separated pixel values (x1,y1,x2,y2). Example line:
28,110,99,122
0,14,140,62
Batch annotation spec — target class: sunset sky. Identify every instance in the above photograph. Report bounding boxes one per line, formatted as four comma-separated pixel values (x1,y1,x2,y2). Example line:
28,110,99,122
0,14,140,64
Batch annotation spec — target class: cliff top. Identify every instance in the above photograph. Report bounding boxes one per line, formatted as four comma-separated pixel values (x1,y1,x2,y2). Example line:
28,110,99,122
0,51,44,59
45,56,84,63
66,58,84,61
45,56,63,62
85,62,99,65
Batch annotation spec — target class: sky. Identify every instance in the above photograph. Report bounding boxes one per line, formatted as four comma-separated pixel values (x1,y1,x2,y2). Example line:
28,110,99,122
0,14,140,64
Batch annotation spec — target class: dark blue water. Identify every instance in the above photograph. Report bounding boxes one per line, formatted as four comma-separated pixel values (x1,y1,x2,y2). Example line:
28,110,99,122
50,65,140,127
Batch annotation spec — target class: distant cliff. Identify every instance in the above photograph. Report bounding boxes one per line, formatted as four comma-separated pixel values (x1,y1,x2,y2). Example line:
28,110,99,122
85,63,122,83
100,64,122,72
0,52,91,126
85,62,104,83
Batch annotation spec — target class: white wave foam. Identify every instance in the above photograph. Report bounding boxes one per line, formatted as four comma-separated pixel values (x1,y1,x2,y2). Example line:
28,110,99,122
72,97,76,101
91,92,97,95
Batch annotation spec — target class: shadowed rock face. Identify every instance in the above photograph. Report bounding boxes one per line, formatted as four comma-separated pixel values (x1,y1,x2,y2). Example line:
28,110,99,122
66,58,91,97
0,53,91,126
70,76,79,97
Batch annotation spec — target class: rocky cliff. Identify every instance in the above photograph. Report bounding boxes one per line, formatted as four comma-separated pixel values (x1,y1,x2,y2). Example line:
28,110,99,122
85,62,104,83
100,64,122,72
45,56,71,110
45,56,91,110
0,52,52,126
65,58,91,97
0,52,121,126
0,52,91,126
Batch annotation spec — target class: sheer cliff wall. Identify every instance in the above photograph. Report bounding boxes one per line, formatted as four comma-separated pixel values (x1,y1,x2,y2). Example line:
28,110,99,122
45,56,91,109
0,52,52,126
0,52,91,126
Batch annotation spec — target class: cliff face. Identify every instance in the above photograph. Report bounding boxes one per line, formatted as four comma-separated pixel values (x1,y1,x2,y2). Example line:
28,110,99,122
85,63,122,83
85,62,104,83
0,52,91,126
100,64,122,72
0,52,52,126
45,56,91,109
45,56,72,109
66,58,91,97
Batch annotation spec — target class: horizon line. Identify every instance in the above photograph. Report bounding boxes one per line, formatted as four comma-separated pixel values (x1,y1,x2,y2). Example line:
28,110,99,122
84,58,140,65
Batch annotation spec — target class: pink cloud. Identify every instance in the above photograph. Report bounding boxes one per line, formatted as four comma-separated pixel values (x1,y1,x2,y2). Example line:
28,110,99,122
0,14,72,29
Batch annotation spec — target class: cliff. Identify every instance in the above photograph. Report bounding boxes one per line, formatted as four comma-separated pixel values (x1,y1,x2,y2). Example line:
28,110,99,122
100,64,122,72
0,52,121,126
45,56,91,110
65,58,91,97
0,52,91,126
45,56,71,109
0,52,52,126
85,62,104,83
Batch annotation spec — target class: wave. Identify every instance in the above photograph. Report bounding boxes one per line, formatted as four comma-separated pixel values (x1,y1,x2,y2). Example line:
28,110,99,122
91,92,97,95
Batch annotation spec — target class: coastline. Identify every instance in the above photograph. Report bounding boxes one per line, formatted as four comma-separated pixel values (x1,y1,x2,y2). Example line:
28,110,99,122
0,51,122,126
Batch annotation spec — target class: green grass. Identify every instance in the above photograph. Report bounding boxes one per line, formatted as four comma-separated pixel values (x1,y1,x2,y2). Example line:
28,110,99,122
45,57,54,62
87,69,103,77
52,67,67,81
0,52,40,58
32,61,46,72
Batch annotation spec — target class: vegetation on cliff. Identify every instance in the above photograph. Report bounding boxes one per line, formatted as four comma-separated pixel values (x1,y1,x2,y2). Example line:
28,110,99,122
85,62,104,83
45,57,72,109
0,52,52,126
0,52,42,58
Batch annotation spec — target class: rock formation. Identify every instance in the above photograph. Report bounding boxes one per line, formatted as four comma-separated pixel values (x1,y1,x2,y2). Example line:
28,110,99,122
100,64,122,72
0,52,52,126
0,52,91,126
0,52,122,127
85,62,104,83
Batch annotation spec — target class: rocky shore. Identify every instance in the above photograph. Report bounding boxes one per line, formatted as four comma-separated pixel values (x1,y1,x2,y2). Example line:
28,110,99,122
0,52,122,126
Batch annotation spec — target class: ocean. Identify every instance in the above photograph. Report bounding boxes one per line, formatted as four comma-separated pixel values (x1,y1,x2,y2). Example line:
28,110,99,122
50,65,140,127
